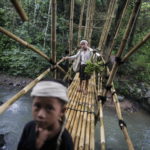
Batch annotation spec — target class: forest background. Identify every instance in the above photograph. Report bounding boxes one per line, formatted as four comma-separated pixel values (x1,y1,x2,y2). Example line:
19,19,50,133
0,0,150,103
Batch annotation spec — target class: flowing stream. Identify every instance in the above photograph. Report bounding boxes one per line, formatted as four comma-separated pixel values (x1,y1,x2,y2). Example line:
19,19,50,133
0,87,150,150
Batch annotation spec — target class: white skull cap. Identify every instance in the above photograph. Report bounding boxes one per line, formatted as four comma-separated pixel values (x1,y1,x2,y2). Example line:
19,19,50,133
31,81,69,103
80,40,88,44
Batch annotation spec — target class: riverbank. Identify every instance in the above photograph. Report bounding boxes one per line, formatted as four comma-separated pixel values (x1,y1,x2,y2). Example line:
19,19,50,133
0,73,32,89
0,74,150,150
0,73,142,113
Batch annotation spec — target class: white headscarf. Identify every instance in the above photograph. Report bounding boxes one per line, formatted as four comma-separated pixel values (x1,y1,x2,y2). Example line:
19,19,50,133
80,40,88,45
31,81,69,103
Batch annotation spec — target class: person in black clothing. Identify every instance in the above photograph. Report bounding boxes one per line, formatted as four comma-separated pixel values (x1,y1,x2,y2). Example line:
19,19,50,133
17,80,74,150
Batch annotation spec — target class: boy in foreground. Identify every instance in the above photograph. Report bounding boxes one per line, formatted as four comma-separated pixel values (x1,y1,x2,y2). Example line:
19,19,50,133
17,80,74,150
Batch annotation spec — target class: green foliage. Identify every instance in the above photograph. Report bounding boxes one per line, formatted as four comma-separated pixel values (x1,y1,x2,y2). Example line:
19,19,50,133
85,60,104,75
0,0,149,84
0,47,50,78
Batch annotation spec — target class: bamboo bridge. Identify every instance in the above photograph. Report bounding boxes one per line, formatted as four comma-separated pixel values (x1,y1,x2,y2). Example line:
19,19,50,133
0,0,150,150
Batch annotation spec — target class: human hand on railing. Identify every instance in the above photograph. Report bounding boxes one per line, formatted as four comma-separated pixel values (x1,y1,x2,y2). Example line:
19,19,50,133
63,56,69,60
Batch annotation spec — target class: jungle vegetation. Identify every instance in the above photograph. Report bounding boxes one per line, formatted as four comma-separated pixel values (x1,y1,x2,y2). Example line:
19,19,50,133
0,0,149,84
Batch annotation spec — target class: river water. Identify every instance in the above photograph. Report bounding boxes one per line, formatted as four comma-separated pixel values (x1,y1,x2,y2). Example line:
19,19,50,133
0,87,150,150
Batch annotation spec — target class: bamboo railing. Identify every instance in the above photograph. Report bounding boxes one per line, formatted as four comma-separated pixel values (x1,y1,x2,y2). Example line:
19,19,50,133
0,68,50,114
10,0,28,21
0,27,67,75
0,57,70,115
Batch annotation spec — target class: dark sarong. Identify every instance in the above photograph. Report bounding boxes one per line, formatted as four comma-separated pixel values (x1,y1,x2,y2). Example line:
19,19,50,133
79,64,91,81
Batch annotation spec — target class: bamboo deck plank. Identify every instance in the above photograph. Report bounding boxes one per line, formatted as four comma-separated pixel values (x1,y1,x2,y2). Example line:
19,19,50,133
66,74,96,150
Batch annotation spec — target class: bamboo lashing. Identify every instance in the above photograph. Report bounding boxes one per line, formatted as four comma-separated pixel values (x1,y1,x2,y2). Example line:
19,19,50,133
0,68,50,114
10,0,28,21
63,66,73,81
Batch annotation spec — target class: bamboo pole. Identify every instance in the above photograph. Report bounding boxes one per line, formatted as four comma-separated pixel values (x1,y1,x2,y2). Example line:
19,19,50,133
68,0,75,55
74,96,87,150
116,0,141,57
0,26,49,61
87,0,96,45
98,0,117,54
122,32,150,62
0,68,51,114
0,27,67,75
104,0,142,96
98,77,106,150
66,87,82,134
84,0,90,39
84,0,92,40
51,0,57,63
51,0,57,78
78,82,92,150
111,87,134,150
77,0,86,46
90,76,96,150
101,57,135,150
106,0,131,61
10,0,28,21
99,100,106,150
66,74,80,130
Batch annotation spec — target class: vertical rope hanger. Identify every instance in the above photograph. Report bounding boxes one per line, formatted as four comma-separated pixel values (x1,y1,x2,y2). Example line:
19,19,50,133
43,0,52,49
77,0,86,46
68,0,74,55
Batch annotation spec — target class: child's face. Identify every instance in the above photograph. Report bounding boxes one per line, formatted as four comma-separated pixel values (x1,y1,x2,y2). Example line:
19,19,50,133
32,97,65,130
